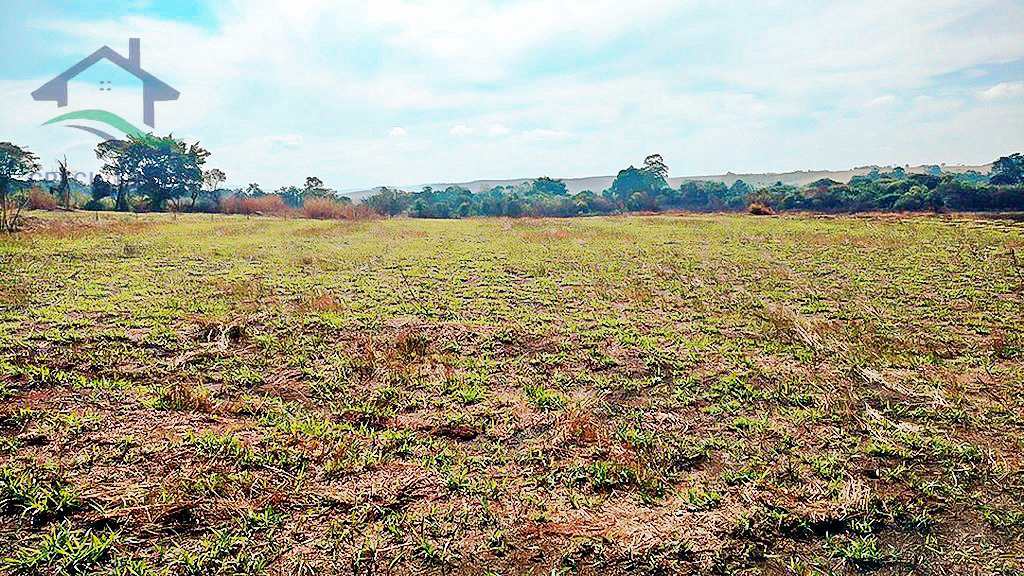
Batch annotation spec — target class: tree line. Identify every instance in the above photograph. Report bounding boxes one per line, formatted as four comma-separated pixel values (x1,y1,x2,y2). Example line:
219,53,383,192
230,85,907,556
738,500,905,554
360,153,1024,218
1,135,1023,232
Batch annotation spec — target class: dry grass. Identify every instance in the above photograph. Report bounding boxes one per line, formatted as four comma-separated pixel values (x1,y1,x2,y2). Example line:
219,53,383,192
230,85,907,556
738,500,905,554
220,195,291,216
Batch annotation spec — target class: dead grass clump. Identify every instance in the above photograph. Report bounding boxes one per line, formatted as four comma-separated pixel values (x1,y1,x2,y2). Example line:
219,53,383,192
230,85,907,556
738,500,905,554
748,202,774,216
26,189,58,211
560,408,605,446
393,329,431,359
157,382,213,412
303,292,342,313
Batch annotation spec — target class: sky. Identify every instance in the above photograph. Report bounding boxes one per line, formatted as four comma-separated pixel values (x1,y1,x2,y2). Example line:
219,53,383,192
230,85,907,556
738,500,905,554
1,0,1023,191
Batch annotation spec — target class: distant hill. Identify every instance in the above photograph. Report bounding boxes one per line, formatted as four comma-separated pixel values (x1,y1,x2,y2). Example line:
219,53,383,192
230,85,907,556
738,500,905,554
342,162,992,201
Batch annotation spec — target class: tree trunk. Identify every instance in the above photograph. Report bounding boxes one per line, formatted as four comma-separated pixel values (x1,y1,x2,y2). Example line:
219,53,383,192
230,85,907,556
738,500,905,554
0,180,8,232
116,183,128,212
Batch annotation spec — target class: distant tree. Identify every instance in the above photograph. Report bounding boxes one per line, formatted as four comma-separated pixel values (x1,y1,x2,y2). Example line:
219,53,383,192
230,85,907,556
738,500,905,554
530,177,568,196
56,156,71,209
0,142,42,232
364,187,410,216
244,183,264,197
608,166,665,203
198,168,226,208
275,186,304,208
990,153,1024,185
305,176,324,191
643,154,669,181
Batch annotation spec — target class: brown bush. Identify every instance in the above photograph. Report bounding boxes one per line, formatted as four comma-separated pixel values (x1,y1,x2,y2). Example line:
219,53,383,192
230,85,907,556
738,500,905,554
221,195,291,216
26,189,58,211
748,202,774,216
302,197,373,220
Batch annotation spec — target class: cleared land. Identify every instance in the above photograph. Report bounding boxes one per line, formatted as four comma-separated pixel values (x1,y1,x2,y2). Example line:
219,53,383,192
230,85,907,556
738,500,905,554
1,212,1022,575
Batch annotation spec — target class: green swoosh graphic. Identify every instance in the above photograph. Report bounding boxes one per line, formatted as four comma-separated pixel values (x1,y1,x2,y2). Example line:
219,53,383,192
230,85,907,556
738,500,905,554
42,109,146,138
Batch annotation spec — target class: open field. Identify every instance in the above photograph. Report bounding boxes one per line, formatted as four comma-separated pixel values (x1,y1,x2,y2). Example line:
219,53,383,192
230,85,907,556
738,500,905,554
1,211,1023,575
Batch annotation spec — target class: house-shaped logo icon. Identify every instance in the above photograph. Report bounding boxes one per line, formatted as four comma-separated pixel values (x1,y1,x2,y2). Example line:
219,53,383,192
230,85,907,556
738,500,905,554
32,38,179,129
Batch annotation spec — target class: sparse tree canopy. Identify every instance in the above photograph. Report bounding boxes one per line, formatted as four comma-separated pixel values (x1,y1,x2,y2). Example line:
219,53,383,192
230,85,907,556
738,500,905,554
305,176,324,191
245,183,264,197
0,142,42,232
643,154,669,181
197,168,227,208
56,157,71,209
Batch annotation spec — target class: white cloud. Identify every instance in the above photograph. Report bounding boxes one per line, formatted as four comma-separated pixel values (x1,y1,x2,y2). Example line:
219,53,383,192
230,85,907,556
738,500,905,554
265,134,303,149
488,123,510,136
866,95,896,108
979,82,1024,100
520,128,571,141
449,124,473,136
388,126,408,137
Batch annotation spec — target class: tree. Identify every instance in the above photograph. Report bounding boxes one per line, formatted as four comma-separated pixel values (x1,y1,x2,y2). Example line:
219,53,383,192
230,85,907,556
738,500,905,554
197,168,226,208
130,136,208,210
303,176,333,200
275,186,304,208
0,142,41,232
643,154,669,181
91,175,112,200
530,177,568,196
364,187,410,216
96,139,133,210
607,166,665,203
56,156,71,209
95,135,209,212
305,176,324,191
990,153,1024,185
244,183,264,197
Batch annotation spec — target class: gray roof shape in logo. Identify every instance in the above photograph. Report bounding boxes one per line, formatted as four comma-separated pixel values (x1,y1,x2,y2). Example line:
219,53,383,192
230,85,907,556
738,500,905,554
32,38,179,128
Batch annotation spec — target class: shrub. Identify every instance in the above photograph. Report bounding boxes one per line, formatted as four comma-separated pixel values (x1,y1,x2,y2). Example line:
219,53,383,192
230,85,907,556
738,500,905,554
221,195,291,216
26,189,58,211
303,197,373,220
748,202,774,216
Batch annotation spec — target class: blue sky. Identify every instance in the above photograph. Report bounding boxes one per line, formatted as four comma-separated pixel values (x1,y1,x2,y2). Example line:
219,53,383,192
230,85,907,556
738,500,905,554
1,0,1023,190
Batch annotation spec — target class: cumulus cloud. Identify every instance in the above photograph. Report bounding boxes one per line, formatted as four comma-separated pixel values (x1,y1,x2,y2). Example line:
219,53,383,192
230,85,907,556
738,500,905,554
449,124,474,136
979,82,1024,100
866,95,896,108
388,127,408,137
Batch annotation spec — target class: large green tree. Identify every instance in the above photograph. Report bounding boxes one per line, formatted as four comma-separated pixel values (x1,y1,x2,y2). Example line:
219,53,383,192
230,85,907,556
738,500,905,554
96,135,209,211
0,142,41,232
990,153,1023,185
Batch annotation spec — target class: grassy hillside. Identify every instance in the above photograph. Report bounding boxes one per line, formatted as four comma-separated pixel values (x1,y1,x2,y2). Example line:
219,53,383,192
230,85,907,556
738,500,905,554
1,212,1022,575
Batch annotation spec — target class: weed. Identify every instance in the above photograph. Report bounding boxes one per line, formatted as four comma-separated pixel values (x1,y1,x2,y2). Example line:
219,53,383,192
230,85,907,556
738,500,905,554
3,522,117,574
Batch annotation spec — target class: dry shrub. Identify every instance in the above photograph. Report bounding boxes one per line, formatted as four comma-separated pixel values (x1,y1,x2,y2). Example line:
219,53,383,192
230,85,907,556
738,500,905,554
159,382,213,412
303,198,373,220
748,202,774,216
26,189,58,211
221,195,292,216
